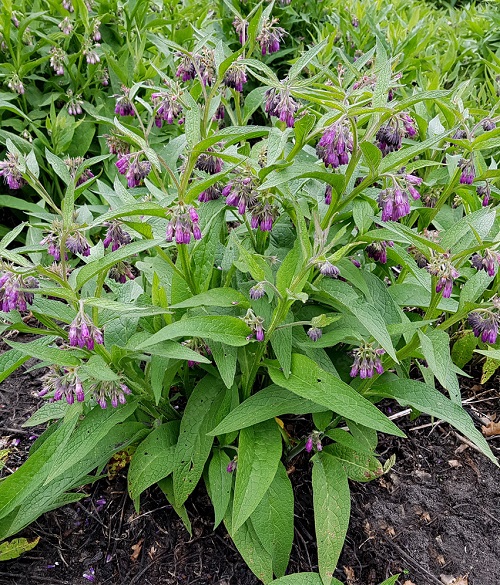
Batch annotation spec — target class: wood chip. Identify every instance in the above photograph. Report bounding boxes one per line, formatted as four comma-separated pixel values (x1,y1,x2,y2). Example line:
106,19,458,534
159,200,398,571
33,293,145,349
482,420,500,436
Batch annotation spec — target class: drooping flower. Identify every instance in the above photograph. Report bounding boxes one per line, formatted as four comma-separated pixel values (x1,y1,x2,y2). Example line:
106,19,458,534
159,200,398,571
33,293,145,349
458,158,475,185
114,87,135,117
477,184,491,207
115,152,152,188
249,282,266,300
227,458,237,473
65,156,94,186
68,302,103,350
376,113,417,155
165,204,202,244
250,200,278,232
213,104,225,122
224,63,247,92
104,131,130,156
223,176,258,214
90,379,132,409
264,86,299,128
470,249,500,277
58,16,73,35
66,231,91,256
175,49,215,86
242,308,265,341
151,90,183,125
83,43,100,65
468,311,500,344
108,261,135,283
366,241,394,264
316,120,353,168
378,174,421,222
195,150,223,174
482,118,496,132
232,16,248,44
100,68,109,87
103,221,131,251
181,338,211,368
40,233,62,261
350,344,385,379
426,251,459,298
62,0,74,12
92,19,101,42
317,261,340,278
198,184,222,202
305,431,323,453
307,327,323,341
7,74,24,95
0,152,25,190
67,92,84,116
39,365,85,405
50,47,66,75
324,184,332,205
0,268,38,312
256,18,286,55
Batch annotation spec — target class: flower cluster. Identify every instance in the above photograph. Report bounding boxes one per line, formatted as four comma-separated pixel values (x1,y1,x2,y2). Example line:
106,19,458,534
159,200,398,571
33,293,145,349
249,282,266,300
66,231,91,256
39,366,85,405
307,327,323,341
65,157,94,186
58,17,73,35
366,240,394,264
104,131,130,156
67,93,84,116
256,18,286,55
477,184,491,207
0,268,38,312
350,344,385,379
152,90,183,126
69,303,104,350
116,152,152,188
0,152,25,190
468,310,500,344
176,49,215,86
103,221,131,251
376,113,417,155
223,175,278,231
195,150,223,174
232,16,248,44
108,261,135,283
90,379,132,409
458,158,475,184
50,47,66,75
378,174,421,222
224,62,247,92
305,431,323,453
198,184,222,202
165,204,202,244
316,260,340,278
7,74,24,95
426,252,459,298
316,120,353,168
242,308,265,341
471,249,500,277
181,338,212,368
264,86,299,128
114,87,135,117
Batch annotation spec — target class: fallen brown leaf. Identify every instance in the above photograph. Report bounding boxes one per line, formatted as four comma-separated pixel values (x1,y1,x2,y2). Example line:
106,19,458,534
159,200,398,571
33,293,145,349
403,581,416,585
130,538,144,561
343,565,356,584
440,575,468,585
482,420,500,437
448,459,461,468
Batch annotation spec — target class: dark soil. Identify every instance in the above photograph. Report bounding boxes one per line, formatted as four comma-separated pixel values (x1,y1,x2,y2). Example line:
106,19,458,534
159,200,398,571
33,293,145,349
0,352,499,585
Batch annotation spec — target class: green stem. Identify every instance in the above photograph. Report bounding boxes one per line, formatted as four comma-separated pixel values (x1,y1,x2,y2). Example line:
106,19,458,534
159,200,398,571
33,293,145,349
177,243,197,294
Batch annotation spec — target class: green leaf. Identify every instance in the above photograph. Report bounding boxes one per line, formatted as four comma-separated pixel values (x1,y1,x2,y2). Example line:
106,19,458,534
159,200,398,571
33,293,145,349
451,331,477,369
230,516,273,584
312,452,351,585
0,348,30,384
173,376,228,506
418,328,461,403
379,131,450,174
136,316,252,349
324,429,376,456
378,576,400,585
319,279,397,361
374,379,497,464
360,141,382,176
0,537,40,560
209,384,326,436
45,148,71,184
232,419,282,532
46,400,138,482
251,463,294,578
441,208,495,254
22,401,70,428
459,269,493,309
158,476,192,535
169,288,249,309
325,444,383,482
6,340,81,368
76,239,162,289
210,341,238,389
136,339,211,364
88,203,166,228
128,422,180,508
79,355,119,382
269,574,323,585
207,449,232,529
288,39,327,80
352,199,375,234
184,91,202,148
268,354,404,437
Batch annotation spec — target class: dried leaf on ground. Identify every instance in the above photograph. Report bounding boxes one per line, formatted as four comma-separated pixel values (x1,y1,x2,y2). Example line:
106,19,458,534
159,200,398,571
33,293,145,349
482,421,500,437
440,575,468,585
130,538,144,561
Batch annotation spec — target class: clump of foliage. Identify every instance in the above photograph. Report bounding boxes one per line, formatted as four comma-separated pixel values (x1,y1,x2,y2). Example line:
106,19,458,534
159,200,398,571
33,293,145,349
0,0,499,583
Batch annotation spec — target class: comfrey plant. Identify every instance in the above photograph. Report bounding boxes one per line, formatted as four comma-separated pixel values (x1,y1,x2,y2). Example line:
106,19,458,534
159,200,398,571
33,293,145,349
0,0,499,583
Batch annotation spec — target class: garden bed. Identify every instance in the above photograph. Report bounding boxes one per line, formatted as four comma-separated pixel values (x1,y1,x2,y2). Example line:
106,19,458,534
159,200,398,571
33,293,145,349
1,360,498,585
